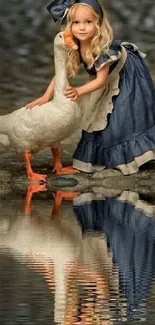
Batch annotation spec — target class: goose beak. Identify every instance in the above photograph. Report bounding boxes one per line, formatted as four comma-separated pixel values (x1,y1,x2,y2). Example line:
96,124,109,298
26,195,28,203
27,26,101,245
63,32,78,50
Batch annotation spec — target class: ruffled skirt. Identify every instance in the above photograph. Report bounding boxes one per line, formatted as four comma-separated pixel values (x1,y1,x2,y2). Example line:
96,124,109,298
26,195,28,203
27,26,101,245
73,44,155,175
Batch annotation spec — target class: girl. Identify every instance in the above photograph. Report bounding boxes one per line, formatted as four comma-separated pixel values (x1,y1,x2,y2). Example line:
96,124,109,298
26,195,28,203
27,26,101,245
27,0,155,175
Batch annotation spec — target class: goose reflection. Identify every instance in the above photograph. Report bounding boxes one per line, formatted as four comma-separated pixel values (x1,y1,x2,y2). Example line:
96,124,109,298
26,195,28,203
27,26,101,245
0,189,81,324
0,187,120,324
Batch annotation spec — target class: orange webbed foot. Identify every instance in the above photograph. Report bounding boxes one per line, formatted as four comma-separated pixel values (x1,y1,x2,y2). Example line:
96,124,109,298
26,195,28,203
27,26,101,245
25,184,47,215
25,151,47,182
54,191,79,200
54,166,79,175
52,191,79,216
28,172,47,183
51,148,79,175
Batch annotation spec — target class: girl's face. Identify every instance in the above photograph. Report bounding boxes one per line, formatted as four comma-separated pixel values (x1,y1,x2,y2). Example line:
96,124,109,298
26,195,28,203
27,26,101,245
71,6,97,43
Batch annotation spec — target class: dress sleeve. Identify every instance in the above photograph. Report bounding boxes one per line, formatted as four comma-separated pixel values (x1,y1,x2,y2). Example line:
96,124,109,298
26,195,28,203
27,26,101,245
94,41,122,72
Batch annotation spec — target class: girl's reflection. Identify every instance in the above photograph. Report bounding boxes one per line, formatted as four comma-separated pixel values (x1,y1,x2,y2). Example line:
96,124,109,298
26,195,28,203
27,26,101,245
73,191,155,322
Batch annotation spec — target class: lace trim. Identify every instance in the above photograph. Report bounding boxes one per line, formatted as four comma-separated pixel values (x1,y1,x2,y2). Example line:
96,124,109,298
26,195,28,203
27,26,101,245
118,191,155,217
79,46,127,132
116,150,155,175
73,150,155,175
121,42,146,59
95,52,122,71
73,159,105,173
73,191,155,217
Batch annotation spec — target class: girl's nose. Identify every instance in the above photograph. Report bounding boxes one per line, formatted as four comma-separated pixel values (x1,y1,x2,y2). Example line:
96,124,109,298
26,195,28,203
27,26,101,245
79,23,85,30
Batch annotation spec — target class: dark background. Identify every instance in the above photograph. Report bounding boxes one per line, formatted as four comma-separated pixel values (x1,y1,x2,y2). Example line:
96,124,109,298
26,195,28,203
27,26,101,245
0,0,155,113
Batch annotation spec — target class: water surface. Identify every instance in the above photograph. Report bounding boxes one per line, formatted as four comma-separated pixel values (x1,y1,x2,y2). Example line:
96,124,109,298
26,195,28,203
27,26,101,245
0,189,155,324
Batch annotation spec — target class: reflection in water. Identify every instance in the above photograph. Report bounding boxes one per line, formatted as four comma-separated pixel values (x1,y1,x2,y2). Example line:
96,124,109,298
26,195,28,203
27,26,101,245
0,189,155,323
74,191,155,322
0,194,81,324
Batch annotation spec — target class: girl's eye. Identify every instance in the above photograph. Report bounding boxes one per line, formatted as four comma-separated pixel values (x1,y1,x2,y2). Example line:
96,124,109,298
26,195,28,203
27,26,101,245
87,20,92,23
73,21,79,24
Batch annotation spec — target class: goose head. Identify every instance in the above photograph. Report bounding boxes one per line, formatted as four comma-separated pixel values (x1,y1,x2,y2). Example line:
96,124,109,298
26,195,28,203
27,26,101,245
54,31,78,52
54,31,78,94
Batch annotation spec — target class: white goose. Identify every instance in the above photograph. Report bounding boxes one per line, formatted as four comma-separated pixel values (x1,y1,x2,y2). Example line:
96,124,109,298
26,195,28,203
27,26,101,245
1,32,81,181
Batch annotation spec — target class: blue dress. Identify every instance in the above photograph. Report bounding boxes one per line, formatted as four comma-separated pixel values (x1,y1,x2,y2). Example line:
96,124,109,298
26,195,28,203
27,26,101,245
73,41,155,175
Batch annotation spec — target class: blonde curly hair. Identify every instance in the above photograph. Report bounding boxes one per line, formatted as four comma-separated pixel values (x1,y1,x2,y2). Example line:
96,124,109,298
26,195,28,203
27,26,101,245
61,2,113,77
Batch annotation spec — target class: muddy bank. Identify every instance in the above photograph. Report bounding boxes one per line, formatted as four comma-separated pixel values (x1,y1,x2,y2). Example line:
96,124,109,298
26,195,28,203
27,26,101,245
0,146,155,197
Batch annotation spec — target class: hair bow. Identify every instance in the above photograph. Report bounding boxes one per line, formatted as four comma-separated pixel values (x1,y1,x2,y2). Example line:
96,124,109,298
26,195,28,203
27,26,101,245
47,0,103,24
47,0,76,23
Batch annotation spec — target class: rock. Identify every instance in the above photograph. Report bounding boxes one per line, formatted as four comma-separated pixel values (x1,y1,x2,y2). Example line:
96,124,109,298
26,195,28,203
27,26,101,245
92,169,122,178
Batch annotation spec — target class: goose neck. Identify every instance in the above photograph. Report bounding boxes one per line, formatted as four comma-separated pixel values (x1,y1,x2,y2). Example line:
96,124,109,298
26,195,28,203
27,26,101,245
54,48,69,94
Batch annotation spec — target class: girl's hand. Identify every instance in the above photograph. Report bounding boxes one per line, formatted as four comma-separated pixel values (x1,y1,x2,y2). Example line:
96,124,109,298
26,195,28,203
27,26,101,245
25,94,50,109
64,86,79,101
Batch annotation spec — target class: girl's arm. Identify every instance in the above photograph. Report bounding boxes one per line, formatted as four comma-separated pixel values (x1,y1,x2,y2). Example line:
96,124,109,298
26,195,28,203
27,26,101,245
26,76,55,109
44,76,56,99
65,64,110,101
77,64,110,96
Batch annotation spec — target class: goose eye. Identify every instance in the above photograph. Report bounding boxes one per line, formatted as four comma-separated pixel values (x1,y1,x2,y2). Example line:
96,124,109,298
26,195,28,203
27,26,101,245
59,35,62,38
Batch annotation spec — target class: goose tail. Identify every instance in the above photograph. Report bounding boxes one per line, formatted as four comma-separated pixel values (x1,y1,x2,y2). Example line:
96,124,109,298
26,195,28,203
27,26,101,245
0,115,10,147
